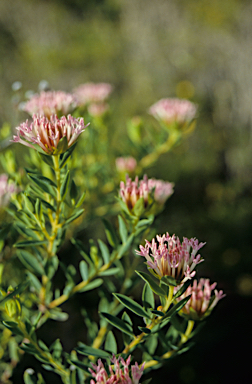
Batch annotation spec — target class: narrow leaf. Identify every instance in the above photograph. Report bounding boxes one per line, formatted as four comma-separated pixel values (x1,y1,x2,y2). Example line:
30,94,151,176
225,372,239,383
102,219,118,248
97,239,110,264
64,209,84,226
60,170,70,200
135,271,166,297
79,260,89,281
14,240,47,248
164,296,191,319
38,152,54,167
79,279,103,292
76,343,110,358
105,331,117,354
17,250,45,275
113,293,151,319
59,142,77,168
142,282,155,310
100,312,134,337
118,215,127,243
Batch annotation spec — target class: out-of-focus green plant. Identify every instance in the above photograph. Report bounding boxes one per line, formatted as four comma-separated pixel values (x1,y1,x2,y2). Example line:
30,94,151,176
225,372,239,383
0,84,225,384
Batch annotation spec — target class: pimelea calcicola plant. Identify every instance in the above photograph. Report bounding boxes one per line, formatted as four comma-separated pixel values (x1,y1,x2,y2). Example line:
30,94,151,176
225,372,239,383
12,114,89,155
0,83,225,384
22,90,77,118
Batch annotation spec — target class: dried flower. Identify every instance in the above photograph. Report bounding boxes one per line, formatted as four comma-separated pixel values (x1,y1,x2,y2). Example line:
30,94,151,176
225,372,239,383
73,82,112,106
136,233,205,283
0,174,17,207
116,157,137,173
149,98,197,126
147,178,174,204
12,114,89,155
89,355,144,384
22,91,77,118
174,278,226,320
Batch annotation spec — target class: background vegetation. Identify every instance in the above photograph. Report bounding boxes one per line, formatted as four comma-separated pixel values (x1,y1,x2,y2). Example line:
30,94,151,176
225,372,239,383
0,0,251,382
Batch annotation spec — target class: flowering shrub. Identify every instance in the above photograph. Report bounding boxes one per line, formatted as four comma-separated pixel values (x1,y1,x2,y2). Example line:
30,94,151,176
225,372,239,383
0,84,225,384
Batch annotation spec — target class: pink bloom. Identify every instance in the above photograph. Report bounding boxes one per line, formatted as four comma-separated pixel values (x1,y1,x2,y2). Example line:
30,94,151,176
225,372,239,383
88,103,109,117
147,178,174,204
23,91,77,118
12,114,89,155
73,83,113,106
119,175,173,211
89,355,144,384
119,175,149,211
174,278,226,320
116,157,137,173
0,174,17,207
149,98,197,126
136,233,205,283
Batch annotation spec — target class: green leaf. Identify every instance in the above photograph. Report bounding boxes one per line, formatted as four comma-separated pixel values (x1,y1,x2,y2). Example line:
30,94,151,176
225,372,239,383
97,239,110,264
105,331,117,354
118,215,127,243
50,338,62,359
64,209,84,226
160,276,177,287
79,260,89,281
0,281,29,306
14,240,47,248
23,194,34,213
142,282,155,310
117,233,134,259
76,191,86,208
17,250,45,275
59,142,77,168
100,312,134,337
27,174,56,196
102,219,118,248
38,152,54,167
54,136,68,155
164,296,191,319
26,271,42,292
138,326,151,334
76,342,110,358
135,216,154,229
113,293,151,319
99,267,120,277
69,359,90,373
79,279,103,292
20,343,38,354
151,310,164,317
60,170,70,200
135,271,166,297
173,280,191,300
132,197,145,217
70,179,78,200
2,321,24,336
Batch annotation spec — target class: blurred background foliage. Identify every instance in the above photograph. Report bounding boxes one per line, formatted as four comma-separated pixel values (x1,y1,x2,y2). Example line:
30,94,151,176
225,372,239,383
0,0,251,383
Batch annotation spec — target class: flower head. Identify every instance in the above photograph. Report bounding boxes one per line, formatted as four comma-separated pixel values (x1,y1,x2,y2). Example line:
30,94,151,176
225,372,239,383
119,175,173,212
22,91,77,118
116,157,137,173
149,98,197,126
0,174,17,207
89,355,144,384
174,278,226,320
147,178,174,204
12,114,89,155
136,233,205,284
73,82,113,106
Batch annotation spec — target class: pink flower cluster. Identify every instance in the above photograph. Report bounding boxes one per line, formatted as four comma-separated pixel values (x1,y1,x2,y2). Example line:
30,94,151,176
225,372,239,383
0,174,17,207
147,178,174,204
119,175,173,211
73,83,112,106
149,98,197,125
23,91,77,118
174,278,226,319
136,233,205,283
116,157,137,173
89,355,144,384
12,114,89,155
